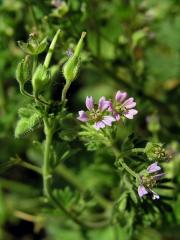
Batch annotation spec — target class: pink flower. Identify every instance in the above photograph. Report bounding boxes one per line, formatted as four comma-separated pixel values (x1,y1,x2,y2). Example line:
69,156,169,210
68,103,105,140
109,90,138,120
138,162,164,200
77,96,116,130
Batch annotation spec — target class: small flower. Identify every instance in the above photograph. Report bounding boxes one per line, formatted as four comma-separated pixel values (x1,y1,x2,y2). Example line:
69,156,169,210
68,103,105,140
138,162,164,200
109,90,138,120
51,0,62,8
77,96,116,130
138,185,148,197
66,48,73,57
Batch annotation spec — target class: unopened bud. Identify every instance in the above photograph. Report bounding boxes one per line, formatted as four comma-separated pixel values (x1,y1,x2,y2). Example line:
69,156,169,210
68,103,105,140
32,64,51,95
63,32,86,83
16,55,32,86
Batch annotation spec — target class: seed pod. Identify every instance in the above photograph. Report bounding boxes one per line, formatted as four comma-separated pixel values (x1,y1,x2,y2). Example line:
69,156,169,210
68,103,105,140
63,32,86,83
32,64,51,95
145,142,167,161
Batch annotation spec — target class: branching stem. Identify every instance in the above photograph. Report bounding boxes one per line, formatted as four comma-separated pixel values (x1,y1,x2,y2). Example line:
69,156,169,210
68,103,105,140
43,118,110,229
111,144,138,178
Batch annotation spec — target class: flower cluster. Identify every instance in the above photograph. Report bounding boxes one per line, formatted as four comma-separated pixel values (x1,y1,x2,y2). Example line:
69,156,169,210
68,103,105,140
77,90,138,130
138,162,164,200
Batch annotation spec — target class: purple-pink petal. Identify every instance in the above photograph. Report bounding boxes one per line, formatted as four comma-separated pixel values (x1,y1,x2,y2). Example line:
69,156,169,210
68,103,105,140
108,101,113,112
115,91,127,102
102,115,116,126
77,110,88,122
114,113,120,121
86,96,94,110
94,121,106,130
153,173,165,180
147,162,161,173
125,101,136,109
98,97,110,112
123,97,134,106
124,109,138,119
138,185,148,198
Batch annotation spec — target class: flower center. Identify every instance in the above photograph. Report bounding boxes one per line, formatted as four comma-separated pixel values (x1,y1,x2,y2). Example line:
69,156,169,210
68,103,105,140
89,109,103,121
141,175,156,189
115,103,127,115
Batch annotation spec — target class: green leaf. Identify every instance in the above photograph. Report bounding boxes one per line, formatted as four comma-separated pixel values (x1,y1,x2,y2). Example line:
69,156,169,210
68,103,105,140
15,111,42,138
53,187,78,208
129,189,138,204
36,37,48,54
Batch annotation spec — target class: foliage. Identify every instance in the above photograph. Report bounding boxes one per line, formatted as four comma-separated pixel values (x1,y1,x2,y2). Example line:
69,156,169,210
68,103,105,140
0,0,180,239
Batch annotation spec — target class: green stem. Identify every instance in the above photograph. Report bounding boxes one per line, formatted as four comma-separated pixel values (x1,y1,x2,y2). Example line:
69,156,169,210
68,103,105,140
111,145,138,178
130,148,144,154
61,81,71,102
20,85,34,99
43,118,53,197
118,158,138,178
42,118,110,229
17,159,41,175
35,94,49,106
101,130,138,179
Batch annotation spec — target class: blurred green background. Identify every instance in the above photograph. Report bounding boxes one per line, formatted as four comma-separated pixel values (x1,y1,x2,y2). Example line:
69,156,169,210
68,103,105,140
0,0,180,239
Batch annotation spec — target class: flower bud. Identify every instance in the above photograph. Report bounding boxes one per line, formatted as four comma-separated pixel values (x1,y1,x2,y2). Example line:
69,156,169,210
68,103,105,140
63,32,86,83
32,64,51,95
16,55,32,87
145,142,167,162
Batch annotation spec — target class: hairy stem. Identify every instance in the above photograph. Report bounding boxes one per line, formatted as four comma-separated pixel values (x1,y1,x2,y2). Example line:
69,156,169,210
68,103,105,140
130,148,144,153
35,94,49,106
111,145,138,178
17,159,41,174
61,81,71,102
102,129,138,179
117,158,138,178
43,118,109,229
20,85,34,99
43,118,53,197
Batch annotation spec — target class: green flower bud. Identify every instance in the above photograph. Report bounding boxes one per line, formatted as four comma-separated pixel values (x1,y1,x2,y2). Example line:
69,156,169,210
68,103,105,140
16,55,32,87
145,142,167,162
32,64,51,95
63,32,86,83
18,34,48,55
